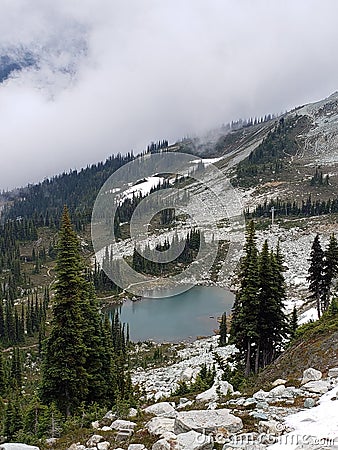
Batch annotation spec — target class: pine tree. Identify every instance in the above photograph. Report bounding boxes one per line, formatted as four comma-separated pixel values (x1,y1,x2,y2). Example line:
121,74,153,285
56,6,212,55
307,234,324,318
290,305,298,339
230,221,260,376
218,312,227,347
41,206,128,415
322,233,338,312
41,206,89,416
0,351,6,397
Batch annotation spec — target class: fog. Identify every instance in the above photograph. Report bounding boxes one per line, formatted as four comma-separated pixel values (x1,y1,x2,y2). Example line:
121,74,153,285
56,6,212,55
1,0,338,189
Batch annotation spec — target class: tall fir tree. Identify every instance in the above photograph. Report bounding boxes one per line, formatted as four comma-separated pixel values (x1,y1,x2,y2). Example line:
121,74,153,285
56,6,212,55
230,224,288,376
230,221,260,376
41,206,89,415
321,233,338,312
218,312,227,347
307,234,324,318
290,305,298,339
41,206,131,415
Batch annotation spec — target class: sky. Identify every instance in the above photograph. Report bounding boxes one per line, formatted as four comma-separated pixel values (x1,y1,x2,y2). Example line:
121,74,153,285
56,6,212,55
1,0,338,190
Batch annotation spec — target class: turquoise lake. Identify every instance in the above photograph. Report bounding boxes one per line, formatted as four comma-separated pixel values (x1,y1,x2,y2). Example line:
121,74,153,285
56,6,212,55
108,286,234,342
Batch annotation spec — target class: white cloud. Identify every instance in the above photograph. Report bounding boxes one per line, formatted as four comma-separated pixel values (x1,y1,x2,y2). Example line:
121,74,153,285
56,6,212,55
1,0,338,189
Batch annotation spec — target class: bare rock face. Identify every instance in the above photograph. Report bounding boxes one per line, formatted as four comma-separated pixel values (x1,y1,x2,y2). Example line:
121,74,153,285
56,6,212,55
301,368,322,385
174,409,243,435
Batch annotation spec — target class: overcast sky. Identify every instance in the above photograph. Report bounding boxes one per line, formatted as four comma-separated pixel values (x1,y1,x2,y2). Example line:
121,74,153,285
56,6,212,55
1,0,338,190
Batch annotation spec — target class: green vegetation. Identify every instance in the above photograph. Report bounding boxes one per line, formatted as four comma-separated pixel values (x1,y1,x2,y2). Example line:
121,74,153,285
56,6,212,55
229,221,288,376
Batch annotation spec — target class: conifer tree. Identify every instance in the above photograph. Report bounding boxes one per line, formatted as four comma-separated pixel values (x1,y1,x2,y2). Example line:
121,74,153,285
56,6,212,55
322,233,338,312
41,206,89,416
219,312,227,347
230,221,260,376
41,206,129,415
307,234,324,318
290,305,298,339
0,351,6,397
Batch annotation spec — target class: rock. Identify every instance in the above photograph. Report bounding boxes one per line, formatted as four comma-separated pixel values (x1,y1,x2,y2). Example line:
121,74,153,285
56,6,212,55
174,409,243,435
97,442,110,450
115,430,133,441
267,384,286,398
128,445,147,450
0,446,40,450
272,378,287,386
253,389,269,401
301,368,322,385
206,401,217,410
243,397,257,407
152,431,213,450
100,426,112,432
176,430,213,449
111,419,136,431
91,420,100,429
146,417,175,436
301,380,330,394
128,408,138,418
177,400,193,410
255,401,269,410
250,411,268,421
144,402,177,418
328,367,338,378
304,397,316,408
45,439,58,447
180,367,199,382
68,445,84,450
258,420,284,436
161,432,177,441
86,435,104,447
151,439,174,450
195,380,233,403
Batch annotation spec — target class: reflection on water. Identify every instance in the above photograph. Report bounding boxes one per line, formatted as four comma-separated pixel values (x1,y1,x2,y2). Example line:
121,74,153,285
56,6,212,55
107,285,234,342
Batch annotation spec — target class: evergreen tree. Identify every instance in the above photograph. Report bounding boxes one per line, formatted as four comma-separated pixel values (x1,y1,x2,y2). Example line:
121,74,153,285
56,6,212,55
0,351,6,397
322,234,338,312
230,224,288,376
230,221,260,376
307,234,324,318
41,206,130,415
218,312,227,347
41,207,90,416
290,305,298,339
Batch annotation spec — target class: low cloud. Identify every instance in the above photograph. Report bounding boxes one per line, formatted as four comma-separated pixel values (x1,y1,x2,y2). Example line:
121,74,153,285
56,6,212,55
1,0,338,189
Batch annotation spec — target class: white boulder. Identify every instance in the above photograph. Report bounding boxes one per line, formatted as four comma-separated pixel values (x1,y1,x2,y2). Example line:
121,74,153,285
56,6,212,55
328,367,338,378
301,368,322,385
144,402,177,418
174,409,243,435
97,442,110,450
146,417,175,437
301,380,330,394
0,446,39,450
111,419,136,431
272,378,287,387
86,435,104,447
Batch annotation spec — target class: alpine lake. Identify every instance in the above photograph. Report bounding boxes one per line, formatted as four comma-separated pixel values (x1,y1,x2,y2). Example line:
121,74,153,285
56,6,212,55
107,285,234,343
